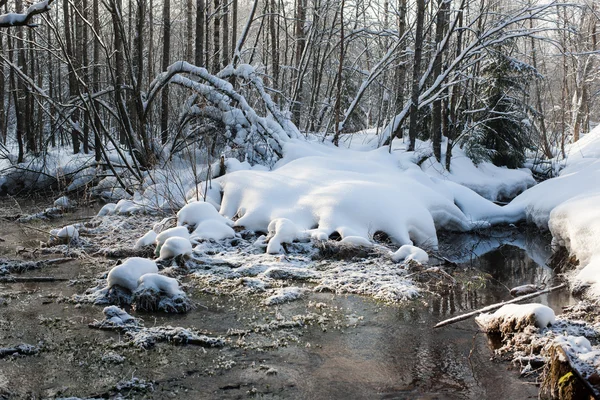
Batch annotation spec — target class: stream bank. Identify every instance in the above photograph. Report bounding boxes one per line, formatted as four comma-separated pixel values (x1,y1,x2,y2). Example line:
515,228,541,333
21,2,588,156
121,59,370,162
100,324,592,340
0,200,592,399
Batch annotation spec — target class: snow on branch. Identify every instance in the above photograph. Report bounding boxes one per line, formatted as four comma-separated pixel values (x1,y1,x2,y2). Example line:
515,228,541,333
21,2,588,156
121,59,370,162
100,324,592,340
147,61,299,165
0,0,54,28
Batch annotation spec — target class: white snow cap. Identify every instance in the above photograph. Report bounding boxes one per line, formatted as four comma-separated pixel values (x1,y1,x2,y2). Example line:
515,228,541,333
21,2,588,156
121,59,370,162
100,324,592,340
107,257,159,292
159,236,193,259
136,273,184,297
177,201,232,228
134,230,158,249
391,245,428,264
155,226,190,248
475,303,555,331
57,225,79,240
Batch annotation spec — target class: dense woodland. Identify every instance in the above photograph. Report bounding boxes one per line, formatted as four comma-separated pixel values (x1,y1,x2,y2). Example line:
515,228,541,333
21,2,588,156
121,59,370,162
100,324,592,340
0,0,598,188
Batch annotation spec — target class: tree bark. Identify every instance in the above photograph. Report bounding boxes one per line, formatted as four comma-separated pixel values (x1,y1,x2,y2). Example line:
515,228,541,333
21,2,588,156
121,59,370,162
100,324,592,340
161,0,171,144
408,0,425,151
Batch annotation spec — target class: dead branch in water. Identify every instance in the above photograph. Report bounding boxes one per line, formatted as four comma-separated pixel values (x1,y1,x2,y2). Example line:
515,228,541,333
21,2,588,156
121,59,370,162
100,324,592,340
433,283,566,329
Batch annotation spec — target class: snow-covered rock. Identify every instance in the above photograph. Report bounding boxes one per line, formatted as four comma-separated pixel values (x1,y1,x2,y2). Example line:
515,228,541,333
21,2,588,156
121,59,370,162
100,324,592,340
107,257,159,292
391,245,428,264
263,287,307,305
114,199,143,215
56,225,79,240
103,305,137,325
159,236,193,259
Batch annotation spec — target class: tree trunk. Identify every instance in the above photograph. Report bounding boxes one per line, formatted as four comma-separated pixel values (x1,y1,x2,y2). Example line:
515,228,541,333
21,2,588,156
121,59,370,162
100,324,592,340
432,0,448,162
195,0,205,66
408,0,425,151
161,0,171,144
212,0,220,72
222,0,229,66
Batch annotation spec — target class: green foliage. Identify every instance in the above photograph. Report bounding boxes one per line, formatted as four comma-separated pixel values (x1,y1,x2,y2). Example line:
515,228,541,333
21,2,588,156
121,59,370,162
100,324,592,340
462,45,537,168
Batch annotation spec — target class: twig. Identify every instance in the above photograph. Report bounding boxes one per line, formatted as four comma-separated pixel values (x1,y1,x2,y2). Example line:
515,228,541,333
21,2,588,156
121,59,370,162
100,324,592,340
433,283,566,329
0,276,69,283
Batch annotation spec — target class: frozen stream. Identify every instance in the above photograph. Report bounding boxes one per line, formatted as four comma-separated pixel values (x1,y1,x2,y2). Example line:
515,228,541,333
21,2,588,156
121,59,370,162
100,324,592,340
0,200,575,399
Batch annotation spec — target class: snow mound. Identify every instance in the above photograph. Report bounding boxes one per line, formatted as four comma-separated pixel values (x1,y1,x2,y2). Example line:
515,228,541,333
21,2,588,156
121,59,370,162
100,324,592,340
391,245,428,264
107,257,159,291
134,230,158,249
132,273,192,313
57,225,79,240
155,226,190,249
177,201,232,228
135,273,184,297
218,140,512,249
53,196,72,209
98,203,117,216
192,219,235,241
114,199,143,215
475,303,555,334
159,236,192,259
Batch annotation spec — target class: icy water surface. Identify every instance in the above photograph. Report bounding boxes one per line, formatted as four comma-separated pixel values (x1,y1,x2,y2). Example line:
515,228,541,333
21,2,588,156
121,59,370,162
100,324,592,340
0,203,575,399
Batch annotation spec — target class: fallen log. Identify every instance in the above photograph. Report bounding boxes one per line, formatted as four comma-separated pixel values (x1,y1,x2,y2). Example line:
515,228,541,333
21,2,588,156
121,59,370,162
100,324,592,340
434,283,566,329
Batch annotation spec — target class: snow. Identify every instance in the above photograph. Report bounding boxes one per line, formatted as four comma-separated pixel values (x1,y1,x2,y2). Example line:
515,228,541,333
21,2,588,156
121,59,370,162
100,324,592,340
475,303,556,333
505,125,600,299
159,236,193,259
266,218,306,254
135,273,184,297
339,236,373,247
107,257,159,292
134,230,158,249
218,139,512,250
192,219,235,241
53,196,72,209
56,225,79,240
155,226,190,248
263,287,307,305
391,245,429,264
102,305,137,325
98,203,117,216
177,201,232,228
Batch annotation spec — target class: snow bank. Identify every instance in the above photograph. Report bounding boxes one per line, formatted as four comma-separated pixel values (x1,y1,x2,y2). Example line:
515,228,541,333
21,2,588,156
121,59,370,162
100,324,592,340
218,140,513,249
506,125,600,298
107,258,159,291
475,303,555,334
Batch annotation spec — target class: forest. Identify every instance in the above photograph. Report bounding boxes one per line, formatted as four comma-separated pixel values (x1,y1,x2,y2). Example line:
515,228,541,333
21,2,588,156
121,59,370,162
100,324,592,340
0,0,600,398
0,0,597,190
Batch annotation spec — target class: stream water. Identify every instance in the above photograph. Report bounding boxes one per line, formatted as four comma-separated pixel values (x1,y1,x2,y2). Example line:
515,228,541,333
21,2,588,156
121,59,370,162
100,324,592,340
0,201,576,399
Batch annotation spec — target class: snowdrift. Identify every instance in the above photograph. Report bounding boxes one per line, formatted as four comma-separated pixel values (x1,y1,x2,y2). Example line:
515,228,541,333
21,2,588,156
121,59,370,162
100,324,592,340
215,139,521,248
506,125,600,298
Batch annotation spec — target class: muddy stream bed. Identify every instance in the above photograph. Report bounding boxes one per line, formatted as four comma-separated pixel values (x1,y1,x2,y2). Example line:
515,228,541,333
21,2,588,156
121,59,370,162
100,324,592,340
0,199,576,399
